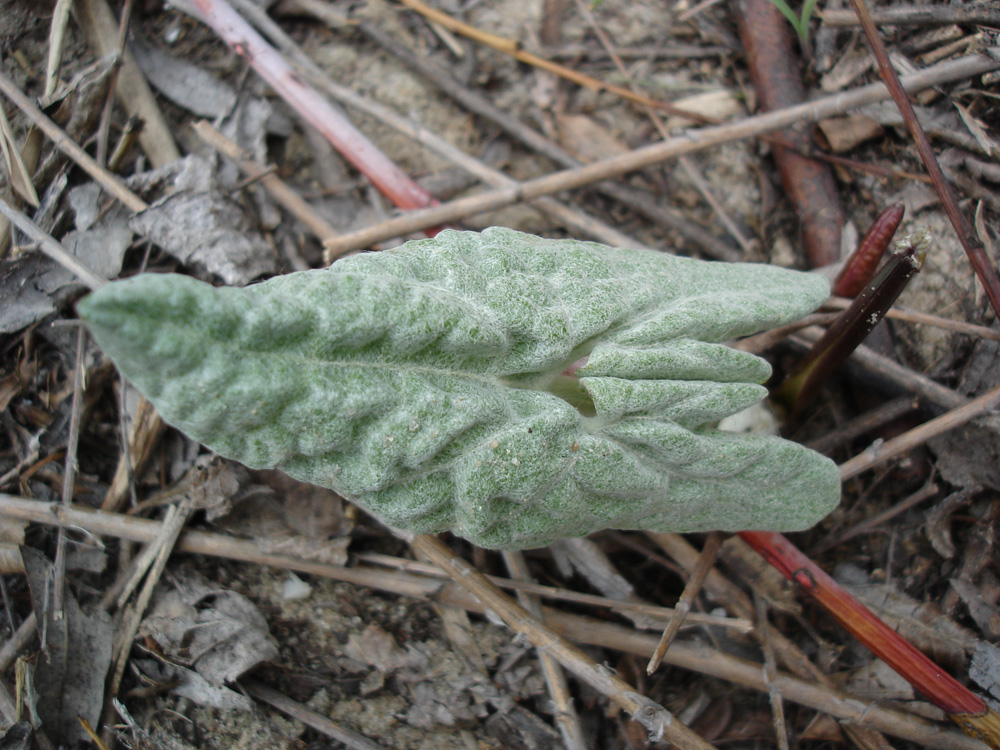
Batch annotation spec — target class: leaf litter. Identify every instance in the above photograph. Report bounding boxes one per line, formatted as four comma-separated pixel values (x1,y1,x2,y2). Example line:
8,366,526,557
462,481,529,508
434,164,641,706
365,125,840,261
20,547,113,747
0,0,999,747
138,570,278,685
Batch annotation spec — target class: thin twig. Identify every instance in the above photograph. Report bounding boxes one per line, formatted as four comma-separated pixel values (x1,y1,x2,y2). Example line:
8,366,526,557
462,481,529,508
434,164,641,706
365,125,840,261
647,532,895,749
754,595,789,750
44,0,75,98
193,121,339,242
741,530,988,722
101,396,163,512
839,381,1000,480
647,532,722,674
824,297,1000,341
554,537,664,631
77,718,111,750
397,0,713,120
790,326,968,412
356,551,749,629
805,395,920,453
815,480,940,553
0,496,979,749
676,0,726,22
343,9,738,259
76,0,181,167
568,0,753,254
545,608,981,750
0,70,156,523
94,0,136,166
732,312,840,355
406,533,717,749
0,106,39,209
101,501,194,745
823,5,1000,26
0,493,747,630
322,54,1000,255
0,612,37,673
112,504,183,611
0,197,106,290
502,551,587,750
849,0,1000,321
225,0,645,255
548,42,733,60
804,147,933,184
0,70,147,213
51,326,88,618
242,680,386,750
190,0,435,214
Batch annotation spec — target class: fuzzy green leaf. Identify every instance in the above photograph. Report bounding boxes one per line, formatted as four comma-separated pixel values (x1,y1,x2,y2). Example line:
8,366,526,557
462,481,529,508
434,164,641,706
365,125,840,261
78,227,839,549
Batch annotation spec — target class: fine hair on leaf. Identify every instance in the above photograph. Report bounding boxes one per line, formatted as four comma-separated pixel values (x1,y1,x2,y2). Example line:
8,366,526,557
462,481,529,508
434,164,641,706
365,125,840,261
78,227,840,549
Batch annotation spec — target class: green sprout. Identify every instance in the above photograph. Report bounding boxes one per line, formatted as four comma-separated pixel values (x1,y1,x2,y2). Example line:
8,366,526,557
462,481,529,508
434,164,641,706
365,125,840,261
769,0,820,42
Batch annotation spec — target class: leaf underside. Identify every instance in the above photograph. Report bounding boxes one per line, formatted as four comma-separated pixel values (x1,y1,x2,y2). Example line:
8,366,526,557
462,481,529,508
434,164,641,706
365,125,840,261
78,227,840,549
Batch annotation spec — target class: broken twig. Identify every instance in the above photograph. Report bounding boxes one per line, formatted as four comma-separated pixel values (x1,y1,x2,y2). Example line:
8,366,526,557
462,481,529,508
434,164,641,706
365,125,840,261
322,54,998,255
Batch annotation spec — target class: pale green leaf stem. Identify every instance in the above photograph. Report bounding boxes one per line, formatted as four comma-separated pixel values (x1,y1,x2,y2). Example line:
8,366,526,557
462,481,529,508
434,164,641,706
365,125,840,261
78,227,839,549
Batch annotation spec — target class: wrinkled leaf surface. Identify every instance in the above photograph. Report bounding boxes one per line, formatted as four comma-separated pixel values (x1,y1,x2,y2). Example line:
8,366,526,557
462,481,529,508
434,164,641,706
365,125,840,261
79,228,839,548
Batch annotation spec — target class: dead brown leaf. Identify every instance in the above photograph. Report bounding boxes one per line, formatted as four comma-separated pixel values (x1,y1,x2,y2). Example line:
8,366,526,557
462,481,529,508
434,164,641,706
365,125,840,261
0,517,26,574
21,547,113,746
815,114,885,152
554,113,629,164
139,571,278,685
213,469,351,566
344,624,422,673
130,191,277,285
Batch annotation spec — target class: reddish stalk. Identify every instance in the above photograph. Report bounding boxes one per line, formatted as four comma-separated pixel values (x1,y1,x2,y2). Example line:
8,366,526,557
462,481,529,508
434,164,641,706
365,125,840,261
735,0,845,267
739,531,997,744
849,0,1000,321
189,0,438,218
833,205,904,297
778,230,928,414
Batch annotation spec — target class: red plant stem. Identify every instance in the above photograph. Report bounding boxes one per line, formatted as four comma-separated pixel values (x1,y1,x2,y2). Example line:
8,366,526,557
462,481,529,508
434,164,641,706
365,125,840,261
740,530,986,716
849,0,1000,321
819,232,925,362
833,205,904,297
736,0,845,267
780,234,926,413
189,0,437,216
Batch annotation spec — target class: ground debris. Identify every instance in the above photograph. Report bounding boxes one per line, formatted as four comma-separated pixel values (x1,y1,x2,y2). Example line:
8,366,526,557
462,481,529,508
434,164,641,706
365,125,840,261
0,0,998,746
132,659,253,711
838,563,978,668
130,37,238,119
344,623,425,675
139,571,278,686
130,190,276,285
970,641,1000,705
212,467,352,565
21,547,113,746
0,181,132,333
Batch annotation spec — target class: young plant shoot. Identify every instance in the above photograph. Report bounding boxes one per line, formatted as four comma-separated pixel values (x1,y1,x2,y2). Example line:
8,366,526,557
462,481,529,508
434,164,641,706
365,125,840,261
78,227,839,549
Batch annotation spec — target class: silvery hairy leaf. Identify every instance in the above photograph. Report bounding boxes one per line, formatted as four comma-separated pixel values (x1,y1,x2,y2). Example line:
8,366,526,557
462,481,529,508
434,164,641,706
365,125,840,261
78,227,840,549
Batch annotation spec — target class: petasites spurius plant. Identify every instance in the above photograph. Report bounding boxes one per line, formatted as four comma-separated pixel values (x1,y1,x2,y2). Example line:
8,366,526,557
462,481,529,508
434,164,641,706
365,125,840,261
78,227,840,549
